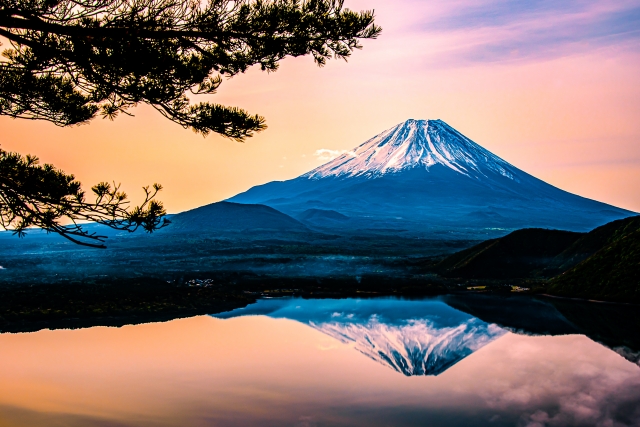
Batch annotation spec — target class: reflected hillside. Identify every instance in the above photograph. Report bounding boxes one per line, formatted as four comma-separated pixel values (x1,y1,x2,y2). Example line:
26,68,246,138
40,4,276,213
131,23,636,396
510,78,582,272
443,294,640,366
214,298,506,376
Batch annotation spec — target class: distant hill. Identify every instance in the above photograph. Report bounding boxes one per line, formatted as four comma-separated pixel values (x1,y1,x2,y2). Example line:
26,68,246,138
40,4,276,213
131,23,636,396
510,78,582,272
549,216,640,272
295,209,350,227
548,221,640,303
165,201,308,234
435,228,583,279
436,216,640,303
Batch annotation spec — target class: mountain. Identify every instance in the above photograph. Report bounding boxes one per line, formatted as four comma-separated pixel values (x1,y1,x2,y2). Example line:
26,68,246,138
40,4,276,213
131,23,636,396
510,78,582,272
229,119,634,234
165,201,308,234
213,297,507,376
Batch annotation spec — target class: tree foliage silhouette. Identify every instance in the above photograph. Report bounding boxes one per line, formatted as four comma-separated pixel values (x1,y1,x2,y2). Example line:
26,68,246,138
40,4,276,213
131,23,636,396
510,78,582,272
0,148,167,248
0,0,380,138
0,0,380,246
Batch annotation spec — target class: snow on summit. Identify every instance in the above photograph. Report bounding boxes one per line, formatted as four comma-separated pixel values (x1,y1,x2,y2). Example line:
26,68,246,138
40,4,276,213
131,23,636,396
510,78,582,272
304,119,517,181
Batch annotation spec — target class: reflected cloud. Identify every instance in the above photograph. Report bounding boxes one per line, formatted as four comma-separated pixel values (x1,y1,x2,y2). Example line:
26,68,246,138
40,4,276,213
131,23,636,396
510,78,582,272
214,298,507,376
483,353,640,427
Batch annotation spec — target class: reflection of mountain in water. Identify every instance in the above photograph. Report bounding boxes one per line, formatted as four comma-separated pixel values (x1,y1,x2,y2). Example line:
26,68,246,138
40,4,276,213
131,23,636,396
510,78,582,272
214,298,506,376
311,316,504,376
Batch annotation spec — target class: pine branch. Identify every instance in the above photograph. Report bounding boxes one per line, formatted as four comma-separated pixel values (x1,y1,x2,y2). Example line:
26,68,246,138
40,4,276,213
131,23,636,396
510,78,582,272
0,148,169,248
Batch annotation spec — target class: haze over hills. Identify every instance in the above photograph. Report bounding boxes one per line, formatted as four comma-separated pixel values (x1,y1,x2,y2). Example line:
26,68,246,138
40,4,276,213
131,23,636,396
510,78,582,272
229,119,634,234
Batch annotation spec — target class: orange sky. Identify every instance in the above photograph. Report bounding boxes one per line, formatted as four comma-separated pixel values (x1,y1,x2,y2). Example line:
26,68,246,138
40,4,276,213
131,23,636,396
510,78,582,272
2,0,639,213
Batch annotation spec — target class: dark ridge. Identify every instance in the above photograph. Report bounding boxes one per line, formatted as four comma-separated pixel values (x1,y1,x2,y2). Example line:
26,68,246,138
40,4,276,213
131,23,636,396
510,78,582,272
550,215,640,271
435,228,583,279
548,226,640,303
434,215,640,303
296,208,350,223
443,294,580,335
165,201,308,233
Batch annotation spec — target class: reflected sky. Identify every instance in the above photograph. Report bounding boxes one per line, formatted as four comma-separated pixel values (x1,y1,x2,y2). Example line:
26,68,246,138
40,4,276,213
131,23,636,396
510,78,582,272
0,298,639,426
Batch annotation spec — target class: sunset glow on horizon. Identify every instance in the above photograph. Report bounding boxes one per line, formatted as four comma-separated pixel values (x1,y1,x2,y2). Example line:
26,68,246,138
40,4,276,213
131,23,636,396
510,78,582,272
2,0,639,213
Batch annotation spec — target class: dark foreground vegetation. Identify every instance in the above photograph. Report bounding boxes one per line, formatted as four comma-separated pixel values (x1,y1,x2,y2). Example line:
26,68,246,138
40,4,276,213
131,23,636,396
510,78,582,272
0,277,253,333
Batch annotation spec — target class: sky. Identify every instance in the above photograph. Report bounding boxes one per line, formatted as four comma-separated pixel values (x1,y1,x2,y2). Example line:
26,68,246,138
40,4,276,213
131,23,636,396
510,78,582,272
2,0,640,213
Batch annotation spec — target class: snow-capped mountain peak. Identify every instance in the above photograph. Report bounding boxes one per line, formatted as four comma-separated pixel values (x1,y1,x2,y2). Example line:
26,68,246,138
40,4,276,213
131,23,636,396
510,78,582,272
304,119,517,181
227,119,634,232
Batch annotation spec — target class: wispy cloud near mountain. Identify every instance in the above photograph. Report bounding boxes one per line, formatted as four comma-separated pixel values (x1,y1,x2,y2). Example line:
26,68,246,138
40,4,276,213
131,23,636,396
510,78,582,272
314,149,354,162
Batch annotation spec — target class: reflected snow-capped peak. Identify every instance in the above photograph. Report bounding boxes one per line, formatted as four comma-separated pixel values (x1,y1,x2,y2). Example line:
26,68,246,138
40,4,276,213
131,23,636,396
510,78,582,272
311,316,505,376
214,297,507,376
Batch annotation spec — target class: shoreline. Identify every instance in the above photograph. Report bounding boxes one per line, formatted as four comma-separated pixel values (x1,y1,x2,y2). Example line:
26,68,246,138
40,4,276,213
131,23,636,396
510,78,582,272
538,293,640,307
1,275,636,334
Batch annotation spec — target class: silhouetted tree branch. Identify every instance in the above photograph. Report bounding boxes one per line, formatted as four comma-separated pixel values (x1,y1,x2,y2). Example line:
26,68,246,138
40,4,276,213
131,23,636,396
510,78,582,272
0,0,381,139
0,0,379,245
0,148,168,248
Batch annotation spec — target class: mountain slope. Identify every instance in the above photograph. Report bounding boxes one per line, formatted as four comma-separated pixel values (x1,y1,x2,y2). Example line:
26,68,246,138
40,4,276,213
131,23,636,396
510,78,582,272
165,201,308,234
229,119,634,234
550,216,640,272
547,223,640,303
434,216,640,303
435,228,583,279
304,118,517,181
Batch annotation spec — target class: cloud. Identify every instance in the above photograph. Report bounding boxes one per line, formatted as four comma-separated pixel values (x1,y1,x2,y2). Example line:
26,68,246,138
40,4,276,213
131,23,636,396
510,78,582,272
314,149,353,162
480,345,640,427
365,0,640,65
457,3,640,63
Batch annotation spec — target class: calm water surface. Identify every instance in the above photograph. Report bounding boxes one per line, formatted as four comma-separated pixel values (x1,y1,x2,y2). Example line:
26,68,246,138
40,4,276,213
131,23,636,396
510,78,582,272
1,296,639,427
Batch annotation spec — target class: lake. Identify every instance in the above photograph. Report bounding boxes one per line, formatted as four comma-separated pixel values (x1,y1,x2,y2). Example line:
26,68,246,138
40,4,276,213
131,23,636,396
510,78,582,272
1,296,639,426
